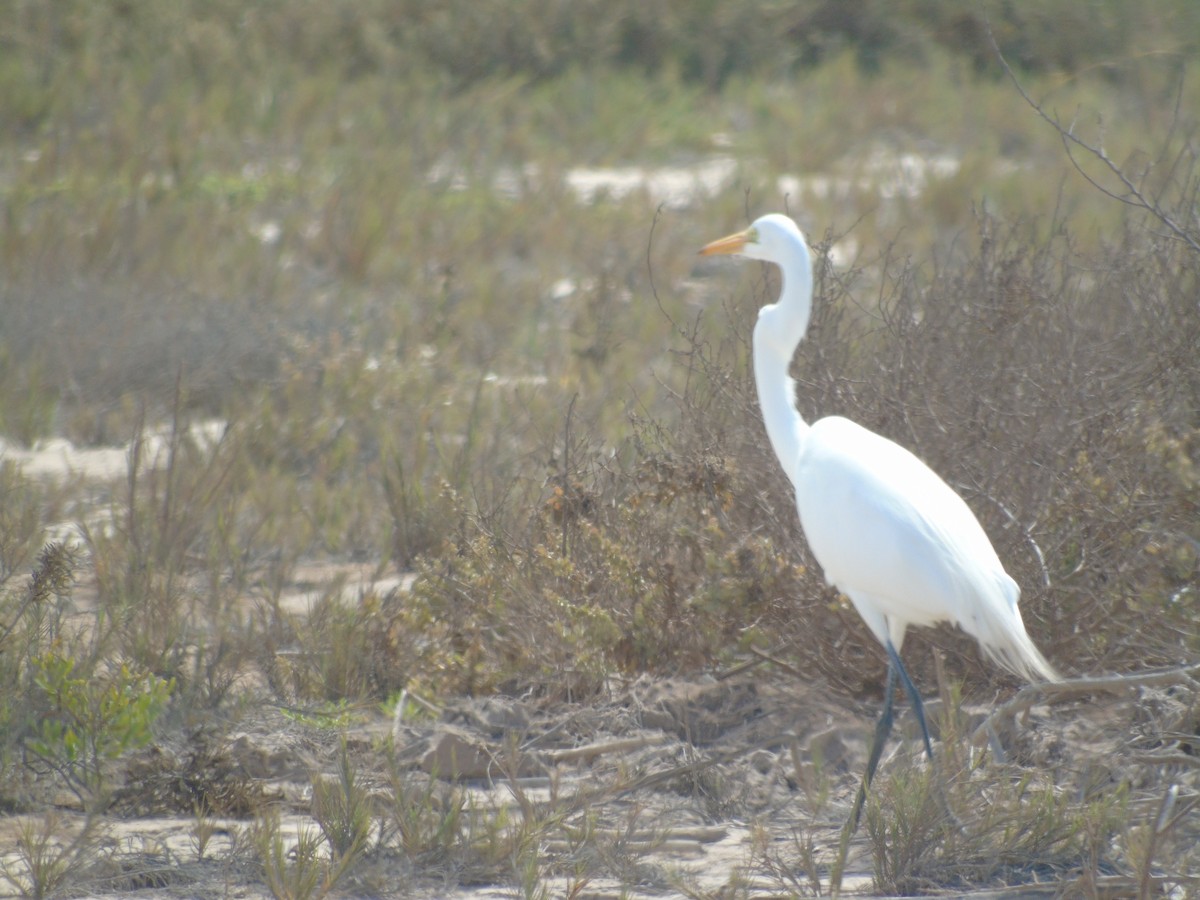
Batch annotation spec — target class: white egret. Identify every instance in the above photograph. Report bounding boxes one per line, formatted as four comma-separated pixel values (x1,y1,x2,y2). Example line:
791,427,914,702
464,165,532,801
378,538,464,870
700,213,1058,822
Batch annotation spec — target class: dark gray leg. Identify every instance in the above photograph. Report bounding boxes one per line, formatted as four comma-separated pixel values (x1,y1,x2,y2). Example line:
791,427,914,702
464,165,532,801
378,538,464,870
886,640,934,760
848,641,933,829
847,655,896,830
835,643,950,893
862,656,898,792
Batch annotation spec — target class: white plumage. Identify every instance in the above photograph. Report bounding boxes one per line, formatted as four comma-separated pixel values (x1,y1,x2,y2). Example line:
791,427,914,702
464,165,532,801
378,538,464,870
700,213,1058,816
793,414,1055,683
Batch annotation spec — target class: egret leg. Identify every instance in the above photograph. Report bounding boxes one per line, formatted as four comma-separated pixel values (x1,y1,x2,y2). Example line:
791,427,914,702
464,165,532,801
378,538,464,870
885,640,934,760
833,644,952,896
847,642,933,831
832,658,898,897
884,643,963,834
844,655,898,832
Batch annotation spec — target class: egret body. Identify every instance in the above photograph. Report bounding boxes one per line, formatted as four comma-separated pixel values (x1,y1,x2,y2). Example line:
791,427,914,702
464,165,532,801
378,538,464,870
700,213,1058,818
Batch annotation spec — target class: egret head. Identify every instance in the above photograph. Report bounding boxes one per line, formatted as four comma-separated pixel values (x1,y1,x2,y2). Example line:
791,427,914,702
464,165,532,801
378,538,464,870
699,213,806,264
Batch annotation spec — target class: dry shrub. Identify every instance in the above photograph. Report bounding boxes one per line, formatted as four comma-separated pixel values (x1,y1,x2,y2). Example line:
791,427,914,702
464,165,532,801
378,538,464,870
865,758,1128,895
394,389,815,698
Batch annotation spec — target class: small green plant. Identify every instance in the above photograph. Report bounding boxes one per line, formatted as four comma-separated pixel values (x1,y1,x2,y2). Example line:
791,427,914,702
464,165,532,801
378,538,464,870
28,653,173,809
0,811,99,900
277,589,403,704
253,813,327,900
279,700,364,730
191,802,218,862
386,762,469,866
311,740,373,861
0,540,74,794
253,810,362,900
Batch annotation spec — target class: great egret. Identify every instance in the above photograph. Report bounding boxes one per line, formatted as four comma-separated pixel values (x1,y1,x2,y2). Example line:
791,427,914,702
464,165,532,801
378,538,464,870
700,213,1058,821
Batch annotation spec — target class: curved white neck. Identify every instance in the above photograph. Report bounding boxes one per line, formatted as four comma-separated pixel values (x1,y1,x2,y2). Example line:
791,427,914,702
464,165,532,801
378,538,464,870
752,244,813,487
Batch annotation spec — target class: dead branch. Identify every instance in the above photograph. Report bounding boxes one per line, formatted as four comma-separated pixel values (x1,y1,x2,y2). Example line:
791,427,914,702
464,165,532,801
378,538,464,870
543,734,669,765
971,664,1200,747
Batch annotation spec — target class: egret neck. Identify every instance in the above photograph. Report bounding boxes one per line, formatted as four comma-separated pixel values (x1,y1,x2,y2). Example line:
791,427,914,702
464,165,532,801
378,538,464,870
751,230,813,490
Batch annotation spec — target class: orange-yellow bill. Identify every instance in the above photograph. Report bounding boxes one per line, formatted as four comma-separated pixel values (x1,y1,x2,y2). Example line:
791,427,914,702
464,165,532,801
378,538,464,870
699,229,749,256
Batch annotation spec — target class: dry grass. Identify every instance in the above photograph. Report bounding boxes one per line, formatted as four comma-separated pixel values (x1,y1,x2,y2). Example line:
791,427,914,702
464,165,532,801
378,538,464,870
0,2,1198,896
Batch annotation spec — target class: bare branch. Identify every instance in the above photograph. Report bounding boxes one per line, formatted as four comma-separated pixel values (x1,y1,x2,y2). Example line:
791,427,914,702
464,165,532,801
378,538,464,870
646,202,668,322
987,25,1200,254
971,664,1200,747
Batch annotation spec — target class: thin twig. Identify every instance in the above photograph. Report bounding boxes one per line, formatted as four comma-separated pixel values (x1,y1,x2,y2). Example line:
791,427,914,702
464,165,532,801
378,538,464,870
647,202,685,336
987,24,1200,254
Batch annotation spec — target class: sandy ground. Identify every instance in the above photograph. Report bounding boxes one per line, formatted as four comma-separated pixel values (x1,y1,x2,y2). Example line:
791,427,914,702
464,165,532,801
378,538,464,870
0,667,932,898
3,628,1197,898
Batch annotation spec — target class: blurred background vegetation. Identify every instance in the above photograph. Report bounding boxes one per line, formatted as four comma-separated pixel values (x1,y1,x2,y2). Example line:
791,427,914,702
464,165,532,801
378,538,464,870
0,0,1197,737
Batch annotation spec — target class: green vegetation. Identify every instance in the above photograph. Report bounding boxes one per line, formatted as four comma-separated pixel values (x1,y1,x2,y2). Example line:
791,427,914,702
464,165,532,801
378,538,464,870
0,1,1197,896
28,653,173,810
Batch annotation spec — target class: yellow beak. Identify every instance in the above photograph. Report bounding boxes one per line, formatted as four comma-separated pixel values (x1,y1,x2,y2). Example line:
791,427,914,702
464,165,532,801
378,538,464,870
699,229,749,256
